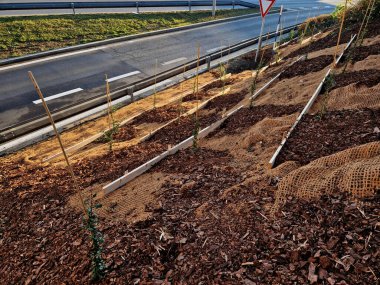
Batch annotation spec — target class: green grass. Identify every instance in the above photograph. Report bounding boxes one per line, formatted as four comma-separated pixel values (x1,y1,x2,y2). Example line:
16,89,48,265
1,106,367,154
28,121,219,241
0,8,260,59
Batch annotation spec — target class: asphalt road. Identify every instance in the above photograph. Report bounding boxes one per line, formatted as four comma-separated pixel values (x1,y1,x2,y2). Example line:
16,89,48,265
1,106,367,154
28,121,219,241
0,4,338,131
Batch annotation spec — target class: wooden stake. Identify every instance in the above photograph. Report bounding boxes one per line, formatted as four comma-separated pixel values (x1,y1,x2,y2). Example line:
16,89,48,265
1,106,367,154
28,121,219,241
154,59,158,109
28,71,88,217
333,0,348,66
195,44,200,120
356,0,373,42
359,0,376,45
105,74,113,129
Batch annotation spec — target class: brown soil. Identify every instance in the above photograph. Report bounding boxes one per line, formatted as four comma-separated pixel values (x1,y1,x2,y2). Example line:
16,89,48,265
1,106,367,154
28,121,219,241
276,109,380,166
330,69,380,91
215,104,303,135
280,55,333,79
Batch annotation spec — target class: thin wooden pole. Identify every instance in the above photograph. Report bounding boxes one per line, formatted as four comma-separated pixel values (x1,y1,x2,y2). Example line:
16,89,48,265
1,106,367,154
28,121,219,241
333,0,349,66
195,44,200,120
356,0,373,42
154,59,158,109
359,0,376,45
105,74,113,129
28,71,88,217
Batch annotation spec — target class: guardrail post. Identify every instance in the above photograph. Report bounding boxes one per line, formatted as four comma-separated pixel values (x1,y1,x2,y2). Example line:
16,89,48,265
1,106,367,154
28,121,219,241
188,0,192,12
206,56,211,71
127,86,134,102
71,3,75,15
136,2,139,14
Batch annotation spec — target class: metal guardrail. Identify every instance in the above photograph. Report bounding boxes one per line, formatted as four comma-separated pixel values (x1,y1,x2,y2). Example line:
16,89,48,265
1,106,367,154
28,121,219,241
0,1,258,10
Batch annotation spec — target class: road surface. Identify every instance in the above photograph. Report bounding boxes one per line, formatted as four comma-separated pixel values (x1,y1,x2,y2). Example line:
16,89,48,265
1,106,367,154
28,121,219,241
0,3,340,131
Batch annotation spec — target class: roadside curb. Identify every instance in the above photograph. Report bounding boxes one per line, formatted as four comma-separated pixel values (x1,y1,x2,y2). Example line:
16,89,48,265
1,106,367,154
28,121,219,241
0,9,271,67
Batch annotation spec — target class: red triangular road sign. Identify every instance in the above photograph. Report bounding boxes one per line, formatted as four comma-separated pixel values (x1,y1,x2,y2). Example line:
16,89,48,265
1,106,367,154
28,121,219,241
259,0,276,17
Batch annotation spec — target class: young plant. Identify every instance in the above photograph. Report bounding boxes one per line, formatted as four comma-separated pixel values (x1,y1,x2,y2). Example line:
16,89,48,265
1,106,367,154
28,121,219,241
84,197,106,282
192,115,200,150
249,46,266,108
317,73,336,120
218,61,227,94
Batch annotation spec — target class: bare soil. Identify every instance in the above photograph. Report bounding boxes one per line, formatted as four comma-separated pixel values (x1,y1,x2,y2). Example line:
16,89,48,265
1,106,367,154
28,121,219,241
276,108,380,166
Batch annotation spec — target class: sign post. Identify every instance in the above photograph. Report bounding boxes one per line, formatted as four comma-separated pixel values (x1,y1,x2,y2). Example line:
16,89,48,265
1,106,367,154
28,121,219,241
255,0,276,63
273,5,283,50
212,0,217,17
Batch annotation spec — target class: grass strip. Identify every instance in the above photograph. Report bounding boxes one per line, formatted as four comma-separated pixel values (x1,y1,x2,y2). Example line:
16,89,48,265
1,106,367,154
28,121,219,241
0,8,260,59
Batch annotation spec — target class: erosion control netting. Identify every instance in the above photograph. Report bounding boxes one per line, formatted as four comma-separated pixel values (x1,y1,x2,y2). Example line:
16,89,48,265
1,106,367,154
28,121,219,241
314,82,380,111
279,55,333,79
276,108,380,166
329,69,380,91
273,142,380,211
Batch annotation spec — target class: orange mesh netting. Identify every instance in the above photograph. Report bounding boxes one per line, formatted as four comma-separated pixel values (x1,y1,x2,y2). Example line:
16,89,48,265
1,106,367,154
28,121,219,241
273,142,380,211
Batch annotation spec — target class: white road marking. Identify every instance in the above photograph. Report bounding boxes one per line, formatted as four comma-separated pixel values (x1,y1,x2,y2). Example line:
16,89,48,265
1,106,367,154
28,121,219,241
298,7,308,10
33,88,83,104
106,71,141,82
207,45,227,54
161,57,187,66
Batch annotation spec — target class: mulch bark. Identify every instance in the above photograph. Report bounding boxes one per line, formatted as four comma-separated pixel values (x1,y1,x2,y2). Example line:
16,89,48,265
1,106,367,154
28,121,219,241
280,55,333,79
182,78,234,102
345,42,380,63
330,69,380,91
113,125,139,141
285,28,354,59
132,105,184,125
1,21,380,285
227,48,275,74
1,144,379,284
215,104,303,136
276,108,380,166
204,89,247,112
